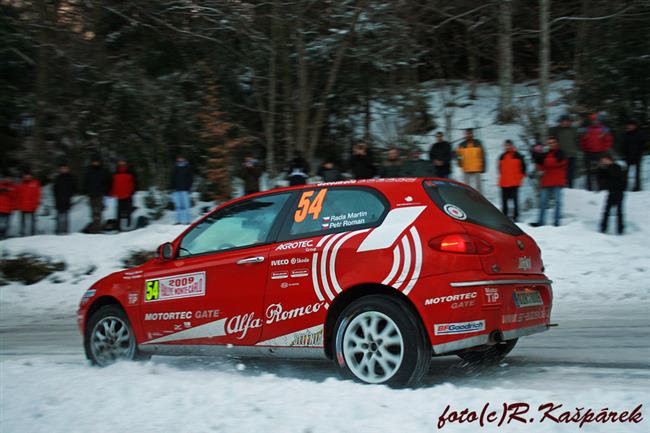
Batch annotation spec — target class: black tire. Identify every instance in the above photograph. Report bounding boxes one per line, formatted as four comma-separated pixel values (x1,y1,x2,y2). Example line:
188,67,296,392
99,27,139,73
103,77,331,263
457,338,518,364
332,295,431,387
84,305,150,366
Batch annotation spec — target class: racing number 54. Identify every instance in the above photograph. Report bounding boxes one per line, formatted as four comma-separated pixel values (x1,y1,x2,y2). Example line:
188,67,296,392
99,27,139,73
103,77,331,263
145,280,159,301
294,189,327,222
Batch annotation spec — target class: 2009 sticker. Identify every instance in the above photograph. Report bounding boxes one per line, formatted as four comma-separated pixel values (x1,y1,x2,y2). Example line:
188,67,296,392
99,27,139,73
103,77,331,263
443,204,467,220
144,272,206,302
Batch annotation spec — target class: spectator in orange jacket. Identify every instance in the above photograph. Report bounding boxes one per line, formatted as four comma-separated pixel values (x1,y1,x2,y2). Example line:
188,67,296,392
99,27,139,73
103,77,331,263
531,136,568,227
17,170,41,236
0,172,15,239
110,160,136,231
457,128,486,193
498,140,527,221
580,113,613,191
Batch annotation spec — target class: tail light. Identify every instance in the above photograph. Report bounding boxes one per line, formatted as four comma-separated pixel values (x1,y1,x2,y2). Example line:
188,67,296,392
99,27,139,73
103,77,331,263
428,234,494,255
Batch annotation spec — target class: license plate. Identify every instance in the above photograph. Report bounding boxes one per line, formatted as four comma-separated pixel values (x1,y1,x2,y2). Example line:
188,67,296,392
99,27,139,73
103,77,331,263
513,290,543,308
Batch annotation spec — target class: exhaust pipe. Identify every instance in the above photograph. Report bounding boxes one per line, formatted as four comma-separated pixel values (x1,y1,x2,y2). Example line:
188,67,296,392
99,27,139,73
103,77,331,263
488,330,504,345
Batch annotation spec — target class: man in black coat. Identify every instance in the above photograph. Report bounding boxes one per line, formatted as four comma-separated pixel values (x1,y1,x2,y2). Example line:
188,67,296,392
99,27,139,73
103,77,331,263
348,142,376,179
83,155,111,233
597,153,626,234
621,119,646,191
287,153,310,186
429,131,452,178
53,163,76,234
170,156,194,224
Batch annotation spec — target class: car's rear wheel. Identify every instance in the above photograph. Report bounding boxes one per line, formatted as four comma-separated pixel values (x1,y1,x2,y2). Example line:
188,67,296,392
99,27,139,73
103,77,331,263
85,305,148,366
457,338,518,364
332,295,430,387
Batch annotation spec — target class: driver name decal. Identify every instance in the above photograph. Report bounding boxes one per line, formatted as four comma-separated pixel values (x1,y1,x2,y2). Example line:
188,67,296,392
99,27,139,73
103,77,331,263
144,272,206,302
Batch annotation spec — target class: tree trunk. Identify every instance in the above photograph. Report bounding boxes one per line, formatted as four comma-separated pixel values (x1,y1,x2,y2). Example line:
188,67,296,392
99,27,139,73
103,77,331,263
539,0,550,143
497,0,514,123
306,2,365,162
295,27,311,157
34,0,50,172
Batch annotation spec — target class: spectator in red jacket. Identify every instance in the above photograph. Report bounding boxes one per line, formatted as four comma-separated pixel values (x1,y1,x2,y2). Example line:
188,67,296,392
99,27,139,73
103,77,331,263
498,140,527,221
17,170,41,236
580,113,613,191
531,136,568,227
110,160,136,231
0,172,15,239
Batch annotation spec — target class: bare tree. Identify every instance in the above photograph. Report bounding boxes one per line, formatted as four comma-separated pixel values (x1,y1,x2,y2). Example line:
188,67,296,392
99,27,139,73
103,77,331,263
539,0,550,142
497,0,514,123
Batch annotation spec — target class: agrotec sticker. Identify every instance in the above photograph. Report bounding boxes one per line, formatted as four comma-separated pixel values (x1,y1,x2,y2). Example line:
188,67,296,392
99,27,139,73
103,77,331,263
443,204,467,220
144,272,206,302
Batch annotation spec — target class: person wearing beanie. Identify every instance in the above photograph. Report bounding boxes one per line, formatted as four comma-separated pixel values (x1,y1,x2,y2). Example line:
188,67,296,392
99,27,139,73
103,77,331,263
84,155,112,233
0,172,15,239
498,139,527,221
580,113,613,191
597,153,626,234
531,136,567,227
170,155,194,225
16,170,41,236
621,119,646,191
457,128,486,193
550,114,579,188
110,159,136,231
53,162,77,234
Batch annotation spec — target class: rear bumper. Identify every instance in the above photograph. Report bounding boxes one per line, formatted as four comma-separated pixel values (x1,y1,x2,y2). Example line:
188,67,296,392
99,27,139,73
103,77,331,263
432,323,548,355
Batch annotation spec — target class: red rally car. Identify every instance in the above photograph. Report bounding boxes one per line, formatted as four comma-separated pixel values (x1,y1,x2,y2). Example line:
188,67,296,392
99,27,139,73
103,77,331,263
78,178,553,386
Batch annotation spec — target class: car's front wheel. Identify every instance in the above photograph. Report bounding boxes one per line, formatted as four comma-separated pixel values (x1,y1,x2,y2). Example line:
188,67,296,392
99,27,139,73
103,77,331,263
85,305,147,366
332,295,431,387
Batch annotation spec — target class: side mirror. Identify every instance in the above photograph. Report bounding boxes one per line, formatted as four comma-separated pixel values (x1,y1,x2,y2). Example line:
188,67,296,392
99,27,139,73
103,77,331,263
157,242,174,261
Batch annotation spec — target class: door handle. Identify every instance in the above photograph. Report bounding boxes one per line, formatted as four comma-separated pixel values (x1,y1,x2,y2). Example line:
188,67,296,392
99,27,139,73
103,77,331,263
236,256,265,265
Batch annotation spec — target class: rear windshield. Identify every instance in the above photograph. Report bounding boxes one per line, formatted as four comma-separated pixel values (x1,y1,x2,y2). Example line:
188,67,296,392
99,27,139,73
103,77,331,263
423,180,523,236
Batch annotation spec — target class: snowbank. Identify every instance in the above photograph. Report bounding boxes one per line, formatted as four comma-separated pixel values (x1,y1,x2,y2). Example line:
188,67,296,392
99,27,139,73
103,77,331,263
2,358,648,433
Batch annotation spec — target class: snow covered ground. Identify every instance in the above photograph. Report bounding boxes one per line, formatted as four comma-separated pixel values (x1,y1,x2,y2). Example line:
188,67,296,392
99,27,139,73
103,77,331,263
1,81,649,433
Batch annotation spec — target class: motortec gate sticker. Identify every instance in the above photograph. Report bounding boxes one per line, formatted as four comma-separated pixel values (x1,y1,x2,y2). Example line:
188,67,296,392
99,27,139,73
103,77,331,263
443,204,467,220
144,272,206,302
434,320,485,336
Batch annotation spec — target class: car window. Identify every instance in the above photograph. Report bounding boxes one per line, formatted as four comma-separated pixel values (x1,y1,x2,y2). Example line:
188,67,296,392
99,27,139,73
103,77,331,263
178,193,290,257
423,180,523,235
285,187,387,237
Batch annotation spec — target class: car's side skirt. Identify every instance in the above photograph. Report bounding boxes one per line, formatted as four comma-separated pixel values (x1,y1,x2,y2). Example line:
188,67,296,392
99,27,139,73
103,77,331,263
138,343,328,360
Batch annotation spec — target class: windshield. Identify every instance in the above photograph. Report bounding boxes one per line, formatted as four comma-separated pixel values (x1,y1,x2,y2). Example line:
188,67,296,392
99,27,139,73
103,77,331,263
423,180,523,236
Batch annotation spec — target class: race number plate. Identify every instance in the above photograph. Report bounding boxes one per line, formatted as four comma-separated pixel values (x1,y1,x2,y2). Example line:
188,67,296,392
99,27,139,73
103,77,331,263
513,290,543,308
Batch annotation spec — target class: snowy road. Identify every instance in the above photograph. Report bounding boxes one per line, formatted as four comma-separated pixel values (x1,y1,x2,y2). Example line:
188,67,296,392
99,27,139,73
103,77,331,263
2,302,648,374
1,301,649,433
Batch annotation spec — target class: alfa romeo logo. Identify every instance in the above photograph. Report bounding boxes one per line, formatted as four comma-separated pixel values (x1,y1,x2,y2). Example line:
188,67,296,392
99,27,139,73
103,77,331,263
443,204,467,220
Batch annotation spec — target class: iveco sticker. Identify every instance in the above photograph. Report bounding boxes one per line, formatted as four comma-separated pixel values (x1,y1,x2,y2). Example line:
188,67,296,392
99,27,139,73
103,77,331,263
443,204,467,220
144,272,206,302
434,320,485,335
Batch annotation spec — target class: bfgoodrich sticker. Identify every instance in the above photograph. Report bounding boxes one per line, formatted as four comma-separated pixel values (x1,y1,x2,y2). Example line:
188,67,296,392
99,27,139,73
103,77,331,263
434,320,485,335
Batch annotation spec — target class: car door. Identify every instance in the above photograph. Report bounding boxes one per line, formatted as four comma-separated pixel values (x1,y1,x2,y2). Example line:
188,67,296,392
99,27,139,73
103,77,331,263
140,192,292,346
258,186,389,346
